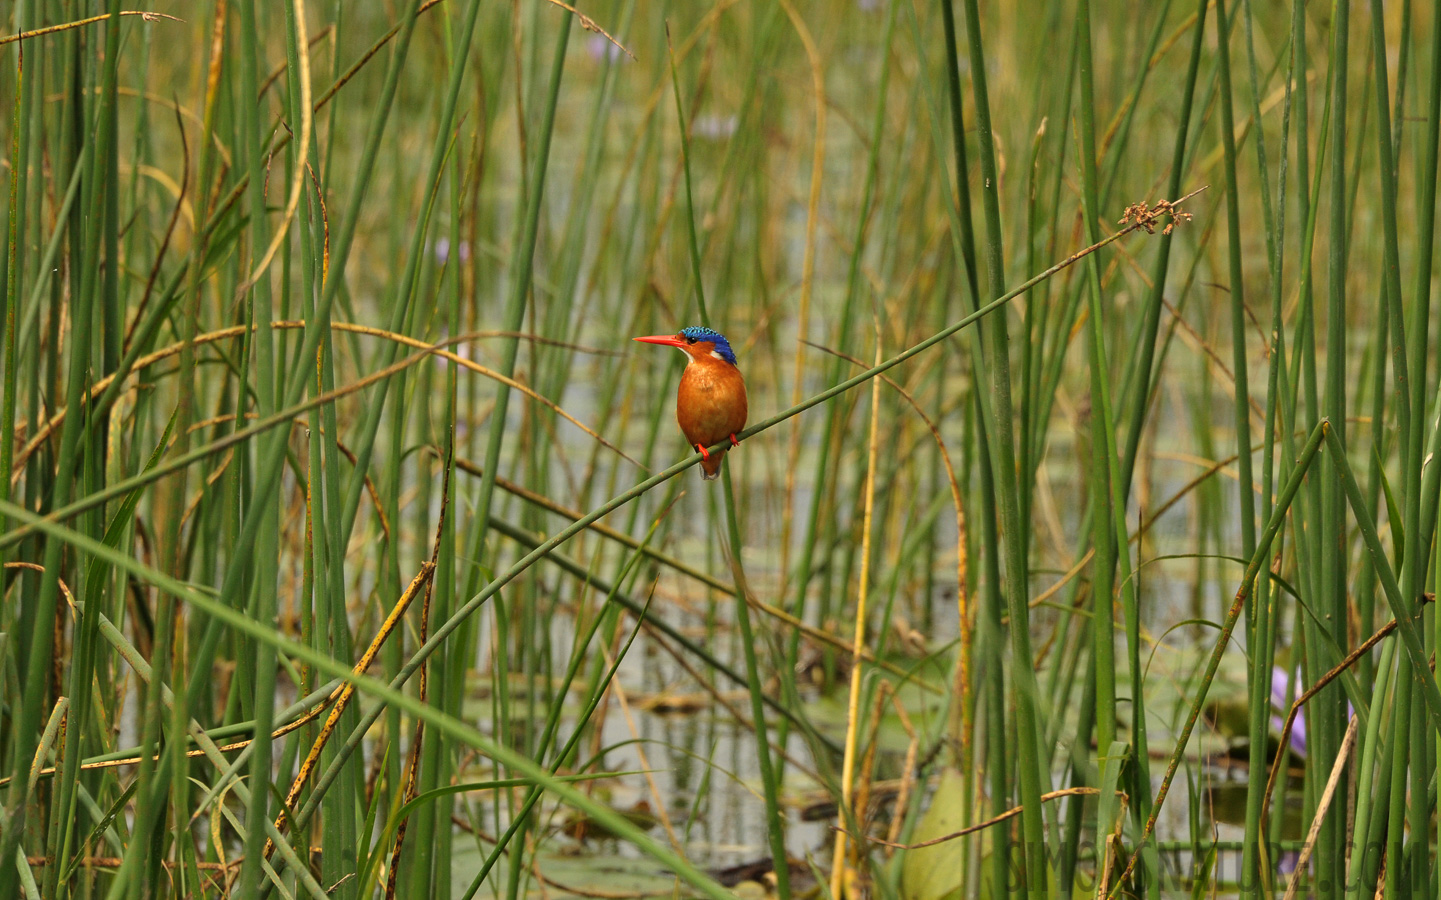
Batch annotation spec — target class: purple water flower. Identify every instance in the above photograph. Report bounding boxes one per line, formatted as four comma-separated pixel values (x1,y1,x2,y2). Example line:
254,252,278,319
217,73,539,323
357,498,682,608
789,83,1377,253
694,114,737,141
586,34,628,63
1270,666,1305,757
433,238,470,265
1270,665,1354,760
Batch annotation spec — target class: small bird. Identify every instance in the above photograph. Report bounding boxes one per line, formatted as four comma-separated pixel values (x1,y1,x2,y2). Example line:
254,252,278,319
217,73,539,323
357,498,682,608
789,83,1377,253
633,325,748,480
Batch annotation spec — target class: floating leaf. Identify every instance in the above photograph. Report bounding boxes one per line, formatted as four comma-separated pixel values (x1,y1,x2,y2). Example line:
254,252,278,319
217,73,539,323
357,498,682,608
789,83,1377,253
900,767,968,900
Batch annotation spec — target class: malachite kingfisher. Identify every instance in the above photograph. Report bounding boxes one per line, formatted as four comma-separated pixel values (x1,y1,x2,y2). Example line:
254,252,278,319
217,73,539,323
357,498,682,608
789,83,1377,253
633,325,748,480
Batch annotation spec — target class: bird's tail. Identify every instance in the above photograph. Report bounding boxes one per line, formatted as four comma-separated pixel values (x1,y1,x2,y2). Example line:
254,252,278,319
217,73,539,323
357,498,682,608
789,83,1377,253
701,448,726,480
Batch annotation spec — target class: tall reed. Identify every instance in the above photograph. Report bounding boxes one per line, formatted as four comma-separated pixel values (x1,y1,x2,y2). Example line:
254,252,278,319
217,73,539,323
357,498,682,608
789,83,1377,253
2,2,1439,899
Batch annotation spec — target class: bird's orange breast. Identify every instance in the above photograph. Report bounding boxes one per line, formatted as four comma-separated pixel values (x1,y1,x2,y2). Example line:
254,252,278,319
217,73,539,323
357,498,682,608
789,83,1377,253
676,358,748,449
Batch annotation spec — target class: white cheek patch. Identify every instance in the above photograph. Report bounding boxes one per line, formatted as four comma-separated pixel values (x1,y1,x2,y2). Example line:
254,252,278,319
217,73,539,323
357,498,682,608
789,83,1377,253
710,350,726,361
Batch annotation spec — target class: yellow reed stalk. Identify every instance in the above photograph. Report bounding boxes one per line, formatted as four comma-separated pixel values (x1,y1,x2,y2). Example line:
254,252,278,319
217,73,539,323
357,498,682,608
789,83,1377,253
264,561,435,860
829,324,885,900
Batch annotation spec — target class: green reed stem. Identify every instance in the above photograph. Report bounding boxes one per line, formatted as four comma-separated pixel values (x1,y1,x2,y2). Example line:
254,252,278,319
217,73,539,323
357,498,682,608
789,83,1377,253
1317,5,1353,897
721,470,791,899
0,3,111,885
1113,420,1326,893
1117,0,1208,491
0,497,739,900
455,519,663,900
667,22,789,892
275,198,1187,878
1073,0,1120,869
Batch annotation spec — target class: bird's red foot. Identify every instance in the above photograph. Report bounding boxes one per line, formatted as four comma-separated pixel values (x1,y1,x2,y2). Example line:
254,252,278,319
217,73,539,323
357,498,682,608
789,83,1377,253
694,443,711,461
729,433,740,447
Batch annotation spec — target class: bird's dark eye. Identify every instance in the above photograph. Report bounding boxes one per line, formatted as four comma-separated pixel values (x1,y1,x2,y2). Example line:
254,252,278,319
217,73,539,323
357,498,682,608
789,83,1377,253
684,335,696,344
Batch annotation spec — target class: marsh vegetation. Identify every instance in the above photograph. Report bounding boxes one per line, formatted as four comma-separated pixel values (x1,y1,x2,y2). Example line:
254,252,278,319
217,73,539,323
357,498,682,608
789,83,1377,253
1,0,1438,898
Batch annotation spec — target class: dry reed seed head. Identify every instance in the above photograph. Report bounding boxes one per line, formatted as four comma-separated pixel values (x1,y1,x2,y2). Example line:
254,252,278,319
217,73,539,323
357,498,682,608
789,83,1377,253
1118,201,1149,227
1118,197,1194,236
554,0,635,59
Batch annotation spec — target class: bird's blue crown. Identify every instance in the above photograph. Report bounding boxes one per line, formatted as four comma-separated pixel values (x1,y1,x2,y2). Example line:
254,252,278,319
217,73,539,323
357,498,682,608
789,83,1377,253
680,325,737,365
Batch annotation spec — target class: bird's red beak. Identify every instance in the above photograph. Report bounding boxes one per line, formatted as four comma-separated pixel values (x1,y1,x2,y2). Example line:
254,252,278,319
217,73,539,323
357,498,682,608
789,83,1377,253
633,334,687,347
